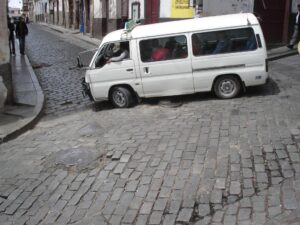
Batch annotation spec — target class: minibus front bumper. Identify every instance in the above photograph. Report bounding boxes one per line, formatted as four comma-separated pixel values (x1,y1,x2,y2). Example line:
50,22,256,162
81,78,94,101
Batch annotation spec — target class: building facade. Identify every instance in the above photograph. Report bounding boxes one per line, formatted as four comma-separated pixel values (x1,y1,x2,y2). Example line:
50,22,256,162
32,0,129,38
128,0,293,45
8,7,22,18
23,0,34,21
29,0,297,44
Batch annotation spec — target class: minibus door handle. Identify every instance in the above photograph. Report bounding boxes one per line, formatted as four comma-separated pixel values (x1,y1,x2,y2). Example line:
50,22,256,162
144,67,150,75
126,68,133,72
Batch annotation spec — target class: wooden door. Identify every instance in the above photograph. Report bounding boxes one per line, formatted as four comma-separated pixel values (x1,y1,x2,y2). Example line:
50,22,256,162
145,0,159,24
254,0,286,44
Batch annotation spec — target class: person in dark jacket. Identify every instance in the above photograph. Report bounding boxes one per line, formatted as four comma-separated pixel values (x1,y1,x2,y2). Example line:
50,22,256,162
15,16,28,55
287,4,300,49
7,17,16,55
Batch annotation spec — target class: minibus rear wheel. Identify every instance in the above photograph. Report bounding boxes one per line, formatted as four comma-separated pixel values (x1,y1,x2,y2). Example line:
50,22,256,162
214,75,241,99
110,86,133,108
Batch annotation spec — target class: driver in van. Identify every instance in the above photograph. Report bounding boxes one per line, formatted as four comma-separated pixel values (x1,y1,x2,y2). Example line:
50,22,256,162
107,42,129,63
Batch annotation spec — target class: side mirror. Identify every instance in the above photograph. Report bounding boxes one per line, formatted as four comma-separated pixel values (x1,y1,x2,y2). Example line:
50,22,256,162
77,56,83,68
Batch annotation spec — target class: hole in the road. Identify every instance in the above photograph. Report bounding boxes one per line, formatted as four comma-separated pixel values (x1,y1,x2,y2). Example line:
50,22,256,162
60,101,73,106
44,147,107,172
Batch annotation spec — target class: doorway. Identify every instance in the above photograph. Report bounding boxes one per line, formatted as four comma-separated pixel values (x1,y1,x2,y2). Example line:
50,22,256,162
254,0,287,44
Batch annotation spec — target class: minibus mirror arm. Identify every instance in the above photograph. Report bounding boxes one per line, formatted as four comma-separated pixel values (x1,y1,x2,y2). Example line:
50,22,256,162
77,56,83,68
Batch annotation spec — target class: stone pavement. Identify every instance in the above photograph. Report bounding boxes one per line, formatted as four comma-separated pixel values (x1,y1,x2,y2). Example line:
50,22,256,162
0,24,300,225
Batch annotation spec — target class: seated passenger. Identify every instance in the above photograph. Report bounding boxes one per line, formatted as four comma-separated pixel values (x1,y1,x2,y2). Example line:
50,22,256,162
165,37,178,59
245,35,257,50
151,48,170,61
107,42,129,63
213,32,230,54
192,35,202,56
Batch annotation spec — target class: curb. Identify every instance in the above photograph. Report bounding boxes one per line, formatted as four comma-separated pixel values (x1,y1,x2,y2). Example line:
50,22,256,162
267,50,298,61
0,54,45,143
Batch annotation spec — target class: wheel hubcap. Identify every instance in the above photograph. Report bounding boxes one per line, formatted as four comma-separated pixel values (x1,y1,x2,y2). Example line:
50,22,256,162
220,80,235,96
113,91,126,106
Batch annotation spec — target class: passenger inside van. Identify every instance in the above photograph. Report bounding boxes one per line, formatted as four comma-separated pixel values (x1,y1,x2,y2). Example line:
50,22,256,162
107,42,130,63
192,34,203,56
244,33,257,50
151,39,170,61
213,31,231,54
165,37,178,59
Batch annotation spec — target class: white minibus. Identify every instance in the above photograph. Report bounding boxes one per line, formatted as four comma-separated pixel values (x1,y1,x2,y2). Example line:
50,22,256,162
81,13,268,108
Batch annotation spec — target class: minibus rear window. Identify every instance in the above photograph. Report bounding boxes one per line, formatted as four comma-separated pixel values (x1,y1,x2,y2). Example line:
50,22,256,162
140,35,188,62
192,28,257,57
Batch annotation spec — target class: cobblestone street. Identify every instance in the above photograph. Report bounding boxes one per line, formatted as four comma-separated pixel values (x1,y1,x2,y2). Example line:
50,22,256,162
0,24,300,225
26,24,96,116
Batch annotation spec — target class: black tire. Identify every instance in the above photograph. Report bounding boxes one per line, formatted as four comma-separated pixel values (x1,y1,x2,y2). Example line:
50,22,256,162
214,75,241,99
110,87,133,108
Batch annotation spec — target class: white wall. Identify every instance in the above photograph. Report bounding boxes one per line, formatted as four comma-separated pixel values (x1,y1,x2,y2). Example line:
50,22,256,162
59,0,62,12
292,0,300,13
160,1,171,18
203,0,254,16
109,0,117,19
34,0,49,15
94,0,102,18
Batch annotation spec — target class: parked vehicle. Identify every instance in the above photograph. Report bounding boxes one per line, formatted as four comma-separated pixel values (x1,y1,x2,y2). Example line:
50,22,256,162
80,13,268,108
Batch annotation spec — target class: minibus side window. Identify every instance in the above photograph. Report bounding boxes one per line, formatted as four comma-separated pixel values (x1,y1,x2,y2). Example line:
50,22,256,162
192,28,257,57
140,35,188,62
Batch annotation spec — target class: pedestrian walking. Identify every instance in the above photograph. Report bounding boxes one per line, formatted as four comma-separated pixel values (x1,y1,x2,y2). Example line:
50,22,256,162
287,4,300,49
15,16,28,55
7,16,16,56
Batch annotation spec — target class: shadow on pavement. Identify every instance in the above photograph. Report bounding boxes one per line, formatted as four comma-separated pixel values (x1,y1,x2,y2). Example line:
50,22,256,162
93,78,280,111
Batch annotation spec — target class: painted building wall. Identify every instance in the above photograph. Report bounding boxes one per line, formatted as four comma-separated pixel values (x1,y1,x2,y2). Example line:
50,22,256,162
92,0,104,38
128,0,254,22
203,0,254,16
128,0,193,21
94,0,102,19
93,0,127,38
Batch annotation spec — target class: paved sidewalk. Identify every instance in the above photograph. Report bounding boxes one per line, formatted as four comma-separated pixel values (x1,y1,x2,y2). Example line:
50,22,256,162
0,41,44,143
267,46,298,61
40,22,100,47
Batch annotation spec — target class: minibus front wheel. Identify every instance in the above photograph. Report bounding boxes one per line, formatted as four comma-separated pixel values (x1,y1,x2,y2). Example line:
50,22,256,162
213,75,241,99
110,86,134,108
